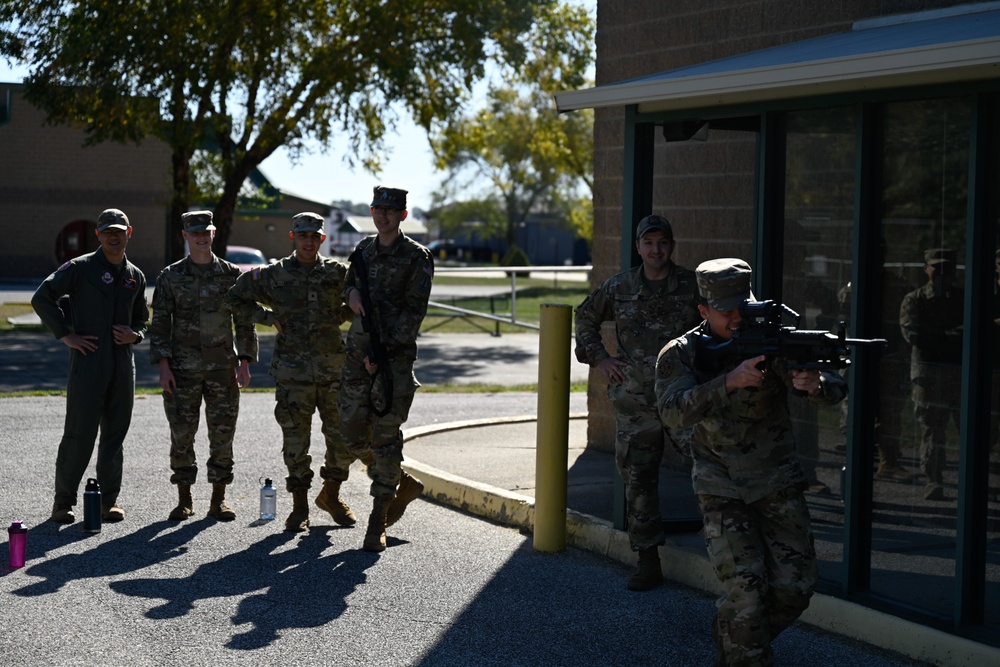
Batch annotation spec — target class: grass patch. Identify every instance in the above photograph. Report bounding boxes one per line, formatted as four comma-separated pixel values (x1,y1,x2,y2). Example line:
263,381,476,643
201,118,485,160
0,303,46,333
0,382,588,399
423,285,590,334
2,283,592,337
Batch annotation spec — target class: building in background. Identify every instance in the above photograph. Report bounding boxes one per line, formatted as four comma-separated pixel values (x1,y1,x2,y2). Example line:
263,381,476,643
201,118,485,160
0,83,329,279
557,0,1000,654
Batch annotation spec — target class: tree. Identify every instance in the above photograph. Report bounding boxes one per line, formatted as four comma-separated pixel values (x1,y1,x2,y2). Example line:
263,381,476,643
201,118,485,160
0,0,556,261
429,2,594,249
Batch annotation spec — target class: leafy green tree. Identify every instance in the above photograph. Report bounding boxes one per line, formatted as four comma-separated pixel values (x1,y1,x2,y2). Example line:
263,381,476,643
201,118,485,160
1,0,556,260
429,2,594,249
428,197,507,243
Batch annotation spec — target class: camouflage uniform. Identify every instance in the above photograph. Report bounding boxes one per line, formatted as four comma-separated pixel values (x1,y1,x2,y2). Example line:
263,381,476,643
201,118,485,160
838,270,915,473
226,253,351,491
575,263,700,551
655,258,847,667
337,233,433,497
899,249,964,495
31,211,148,509
149,254,257,485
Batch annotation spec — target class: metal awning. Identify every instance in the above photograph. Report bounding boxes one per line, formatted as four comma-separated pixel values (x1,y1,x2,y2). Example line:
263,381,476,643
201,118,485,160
554,4,1000,114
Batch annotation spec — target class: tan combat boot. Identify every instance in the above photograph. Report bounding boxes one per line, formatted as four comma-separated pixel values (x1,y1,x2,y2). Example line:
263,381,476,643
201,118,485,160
102,501,125,522
208,483,236,521
362,495,392,553
385,471,424,528
315,481,356,527
169,484,194,521
627,545,663,591
284,489,310,532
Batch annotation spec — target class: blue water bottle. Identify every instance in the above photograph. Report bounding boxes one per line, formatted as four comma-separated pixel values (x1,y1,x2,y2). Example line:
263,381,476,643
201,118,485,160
83,478,102,533
259,478,276,521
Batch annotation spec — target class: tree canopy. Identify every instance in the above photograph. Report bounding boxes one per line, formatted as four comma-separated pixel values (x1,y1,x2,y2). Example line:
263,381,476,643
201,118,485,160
429,2,594,250
1,0,562,259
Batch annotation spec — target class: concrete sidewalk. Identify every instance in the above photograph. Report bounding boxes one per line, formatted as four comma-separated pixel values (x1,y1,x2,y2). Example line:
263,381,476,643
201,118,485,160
400,420,998,667
1,324,995,664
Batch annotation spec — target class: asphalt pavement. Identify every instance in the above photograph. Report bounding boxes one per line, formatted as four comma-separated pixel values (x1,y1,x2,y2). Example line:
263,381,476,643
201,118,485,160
0,295,988,665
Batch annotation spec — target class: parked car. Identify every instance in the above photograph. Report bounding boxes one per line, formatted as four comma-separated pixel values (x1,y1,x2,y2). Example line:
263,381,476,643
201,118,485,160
225,245,269,273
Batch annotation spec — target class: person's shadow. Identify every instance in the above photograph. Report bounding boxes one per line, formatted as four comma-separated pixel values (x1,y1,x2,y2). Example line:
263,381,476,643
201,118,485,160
12,519,214,596
109,527,379,649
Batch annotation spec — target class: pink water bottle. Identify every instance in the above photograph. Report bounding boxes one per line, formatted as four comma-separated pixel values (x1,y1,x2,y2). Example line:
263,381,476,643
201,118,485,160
8,520,27,569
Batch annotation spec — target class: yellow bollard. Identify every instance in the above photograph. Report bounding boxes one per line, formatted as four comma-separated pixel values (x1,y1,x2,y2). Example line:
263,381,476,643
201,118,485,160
534,303,571,552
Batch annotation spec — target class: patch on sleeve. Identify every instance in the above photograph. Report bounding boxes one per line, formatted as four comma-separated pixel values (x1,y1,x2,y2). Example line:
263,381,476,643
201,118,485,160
251,267,261,281
56,261,72,272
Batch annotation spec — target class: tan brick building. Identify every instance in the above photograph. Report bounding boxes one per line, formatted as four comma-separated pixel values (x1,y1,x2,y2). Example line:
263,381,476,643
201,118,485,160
0,83,330,280
559,0,1000,654
0,84,172,279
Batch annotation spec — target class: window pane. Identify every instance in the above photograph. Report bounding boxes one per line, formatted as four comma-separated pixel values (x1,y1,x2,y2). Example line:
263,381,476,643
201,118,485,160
987,98,1000,632
782,106,856,584
875,97,971,617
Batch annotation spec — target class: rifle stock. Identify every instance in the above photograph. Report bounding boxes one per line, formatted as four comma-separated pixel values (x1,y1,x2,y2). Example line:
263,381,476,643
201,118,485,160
349,247,393,417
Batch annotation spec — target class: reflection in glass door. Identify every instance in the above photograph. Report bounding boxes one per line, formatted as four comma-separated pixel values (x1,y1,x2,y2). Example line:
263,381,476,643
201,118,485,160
782,106,856,583
873,97,971,617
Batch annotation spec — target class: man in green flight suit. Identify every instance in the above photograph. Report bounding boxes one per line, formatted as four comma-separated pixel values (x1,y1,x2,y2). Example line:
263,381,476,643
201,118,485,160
32,208,149,524
149,210,257,522
226,212,355,532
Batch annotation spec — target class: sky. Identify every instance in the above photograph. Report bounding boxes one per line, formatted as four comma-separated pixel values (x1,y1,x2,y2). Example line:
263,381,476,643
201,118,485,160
1,1,596,213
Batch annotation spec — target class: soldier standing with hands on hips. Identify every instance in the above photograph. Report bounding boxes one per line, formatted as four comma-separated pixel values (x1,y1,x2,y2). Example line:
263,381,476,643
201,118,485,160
32,208,148,524
656,258,847,667
574,214,701,591
149,210,257,522
338,185,434,553
226,212,354,532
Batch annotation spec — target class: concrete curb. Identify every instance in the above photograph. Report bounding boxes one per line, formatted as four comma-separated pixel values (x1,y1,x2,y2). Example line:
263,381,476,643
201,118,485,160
401,417,1000,666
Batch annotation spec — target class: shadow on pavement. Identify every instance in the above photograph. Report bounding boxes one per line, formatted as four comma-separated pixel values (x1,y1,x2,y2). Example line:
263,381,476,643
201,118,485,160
109,528,378,650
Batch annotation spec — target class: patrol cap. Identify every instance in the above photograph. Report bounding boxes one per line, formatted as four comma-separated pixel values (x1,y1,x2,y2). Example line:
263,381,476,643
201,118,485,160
371,185,407,210
696,258,753,311
291,212,325,234
97,208,130,232
636,214,673,241
182,210,215,232
924,248,956,265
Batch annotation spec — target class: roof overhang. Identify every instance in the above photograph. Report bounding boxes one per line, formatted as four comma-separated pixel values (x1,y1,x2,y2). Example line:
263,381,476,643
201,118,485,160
555,4,1000,114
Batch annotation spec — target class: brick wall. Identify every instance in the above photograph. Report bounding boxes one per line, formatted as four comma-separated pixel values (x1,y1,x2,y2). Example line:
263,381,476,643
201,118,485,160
584,0,960,453
0,86,173,280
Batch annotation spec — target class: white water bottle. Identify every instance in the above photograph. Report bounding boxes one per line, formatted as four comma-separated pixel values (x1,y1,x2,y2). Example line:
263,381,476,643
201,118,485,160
259,478,276,520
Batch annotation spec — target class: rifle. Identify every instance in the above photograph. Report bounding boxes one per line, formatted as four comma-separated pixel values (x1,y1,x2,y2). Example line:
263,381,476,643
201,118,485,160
348,246,393,417
695,299,886,394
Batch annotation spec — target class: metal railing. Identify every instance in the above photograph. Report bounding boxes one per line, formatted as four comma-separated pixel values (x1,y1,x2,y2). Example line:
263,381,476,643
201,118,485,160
427,265,591,335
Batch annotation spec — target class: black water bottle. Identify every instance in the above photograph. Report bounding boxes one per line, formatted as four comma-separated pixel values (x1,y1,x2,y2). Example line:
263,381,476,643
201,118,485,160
83,478,102,533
